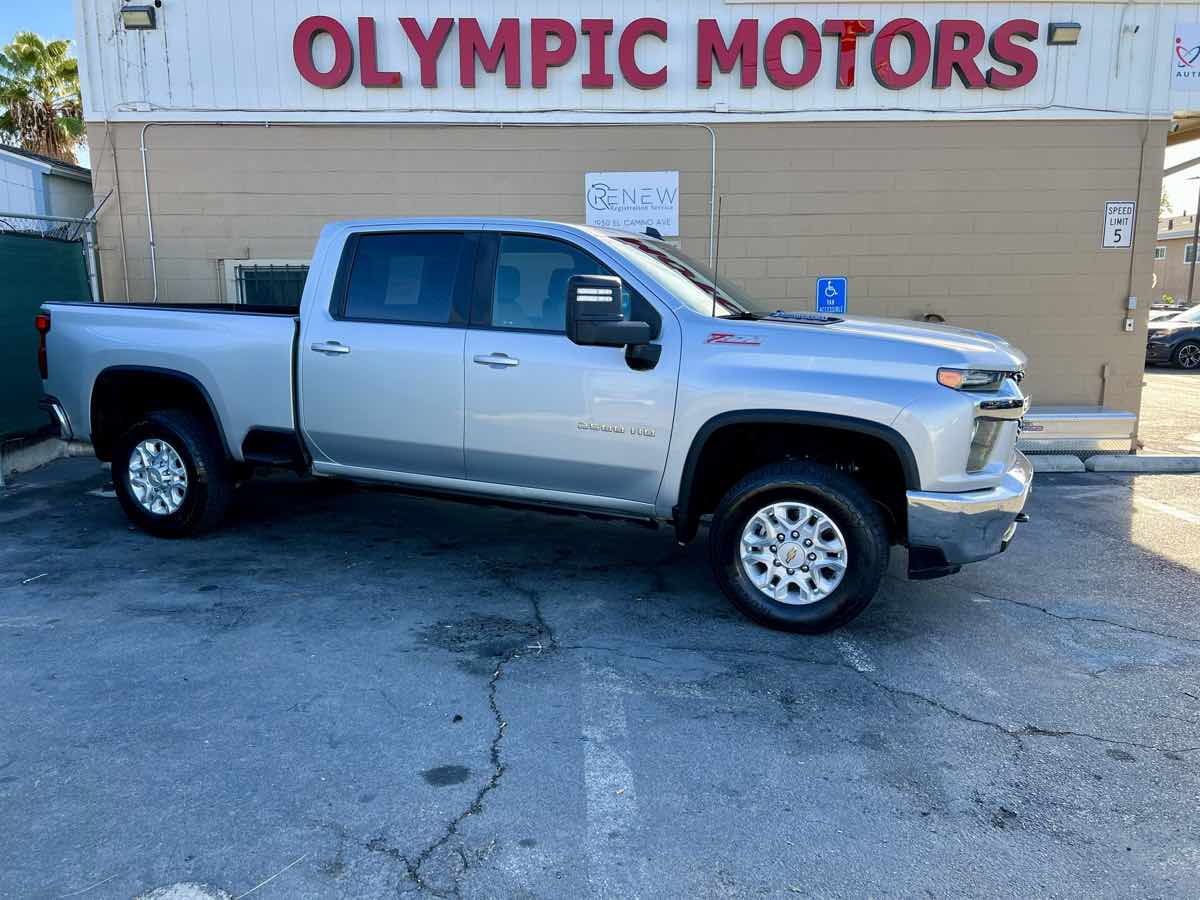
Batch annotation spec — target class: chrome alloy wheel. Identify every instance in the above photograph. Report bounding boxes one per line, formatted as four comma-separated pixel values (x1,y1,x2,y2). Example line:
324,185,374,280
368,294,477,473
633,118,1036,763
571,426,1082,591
1178,344,1200,369
739,501,848,604
128,438,188,515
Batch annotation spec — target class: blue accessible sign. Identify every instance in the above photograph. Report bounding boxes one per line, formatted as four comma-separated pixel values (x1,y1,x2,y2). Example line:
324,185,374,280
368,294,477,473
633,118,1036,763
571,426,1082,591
816,276,847,314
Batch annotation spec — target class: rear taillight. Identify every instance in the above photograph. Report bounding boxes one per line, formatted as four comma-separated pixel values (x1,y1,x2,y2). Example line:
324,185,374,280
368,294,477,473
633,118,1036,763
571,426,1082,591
35,312,50,379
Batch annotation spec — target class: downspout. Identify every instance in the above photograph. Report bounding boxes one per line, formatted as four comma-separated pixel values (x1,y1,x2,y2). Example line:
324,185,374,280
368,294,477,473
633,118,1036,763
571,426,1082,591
136,120,718,301
139,122,158,302
699,124,717,267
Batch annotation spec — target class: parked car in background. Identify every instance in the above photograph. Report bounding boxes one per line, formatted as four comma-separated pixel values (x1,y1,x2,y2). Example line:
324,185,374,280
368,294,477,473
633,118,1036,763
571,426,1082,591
37,218,1032,633
1149,307,1184,323
1147,306,1200,369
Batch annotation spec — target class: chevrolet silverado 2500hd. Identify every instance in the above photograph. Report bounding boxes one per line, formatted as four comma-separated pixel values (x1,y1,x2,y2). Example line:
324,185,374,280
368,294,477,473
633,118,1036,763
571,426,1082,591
38,218,1032,632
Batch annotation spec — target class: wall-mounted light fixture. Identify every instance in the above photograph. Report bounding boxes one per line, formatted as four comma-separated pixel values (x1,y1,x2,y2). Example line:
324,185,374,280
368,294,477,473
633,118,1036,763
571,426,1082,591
1047,22,1081,45
120,4,158,30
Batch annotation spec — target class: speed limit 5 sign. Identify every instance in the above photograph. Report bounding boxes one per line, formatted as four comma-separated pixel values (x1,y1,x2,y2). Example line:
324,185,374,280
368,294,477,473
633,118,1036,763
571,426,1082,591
1102,201,1136,249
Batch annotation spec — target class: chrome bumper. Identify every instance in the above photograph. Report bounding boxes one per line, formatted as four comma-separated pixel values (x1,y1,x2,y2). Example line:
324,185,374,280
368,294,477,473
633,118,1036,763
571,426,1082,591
39,396,73,440
906,451,1033,576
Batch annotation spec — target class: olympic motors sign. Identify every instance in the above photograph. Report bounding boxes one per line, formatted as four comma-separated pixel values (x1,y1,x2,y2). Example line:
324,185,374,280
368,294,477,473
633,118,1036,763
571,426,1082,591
293,15,1046,93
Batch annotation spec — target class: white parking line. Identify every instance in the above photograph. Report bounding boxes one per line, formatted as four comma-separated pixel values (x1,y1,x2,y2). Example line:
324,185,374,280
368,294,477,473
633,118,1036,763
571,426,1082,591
1040,486,1126,500
1134,496,1200,527
580,662,646,898
1035,484,1200,526
834,636,876,673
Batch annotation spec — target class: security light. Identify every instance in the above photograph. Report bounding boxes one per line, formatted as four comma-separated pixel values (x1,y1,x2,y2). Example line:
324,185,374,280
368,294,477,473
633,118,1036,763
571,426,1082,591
120,4,157,30
1047,22,1081,45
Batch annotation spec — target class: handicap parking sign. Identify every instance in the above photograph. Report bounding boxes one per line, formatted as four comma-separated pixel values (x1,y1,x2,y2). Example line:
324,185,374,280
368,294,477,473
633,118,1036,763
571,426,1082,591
816,276,847,314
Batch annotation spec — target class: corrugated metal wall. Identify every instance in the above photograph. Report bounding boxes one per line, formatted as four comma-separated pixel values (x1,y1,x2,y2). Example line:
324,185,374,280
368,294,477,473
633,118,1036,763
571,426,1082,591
77,1,1179,124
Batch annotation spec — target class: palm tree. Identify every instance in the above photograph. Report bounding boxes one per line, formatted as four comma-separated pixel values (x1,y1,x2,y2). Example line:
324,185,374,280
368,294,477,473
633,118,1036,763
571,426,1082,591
0,32,83,165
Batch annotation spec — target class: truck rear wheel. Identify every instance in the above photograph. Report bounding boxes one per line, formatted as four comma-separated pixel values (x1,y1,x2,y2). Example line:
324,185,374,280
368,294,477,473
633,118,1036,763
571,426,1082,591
707,462,889,633
112,409,232,537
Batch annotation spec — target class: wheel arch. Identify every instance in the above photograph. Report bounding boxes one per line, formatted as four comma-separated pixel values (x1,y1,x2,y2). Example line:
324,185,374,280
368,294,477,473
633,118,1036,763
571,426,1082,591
673,410,920,544
90,365,230,462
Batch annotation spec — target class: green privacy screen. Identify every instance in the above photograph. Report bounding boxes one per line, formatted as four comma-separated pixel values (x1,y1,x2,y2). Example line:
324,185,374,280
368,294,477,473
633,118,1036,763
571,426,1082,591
0,233,91,439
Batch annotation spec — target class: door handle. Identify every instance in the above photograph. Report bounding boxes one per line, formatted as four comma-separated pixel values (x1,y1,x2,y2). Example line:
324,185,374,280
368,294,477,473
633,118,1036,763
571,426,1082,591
473,353,520,368
311,341,351,355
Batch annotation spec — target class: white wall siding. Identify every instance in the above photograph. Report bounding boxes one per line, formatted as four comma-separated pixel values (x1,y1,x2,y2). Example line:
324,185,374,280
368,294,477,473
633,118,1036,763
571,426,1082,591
77,0,1181,123
0,155,44,216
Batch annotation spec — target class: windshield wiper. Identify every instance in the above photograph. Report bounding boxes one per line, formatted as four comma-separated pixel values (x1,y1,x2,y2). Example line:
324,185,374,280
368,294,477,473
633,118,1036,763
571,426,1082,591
719,311,760,320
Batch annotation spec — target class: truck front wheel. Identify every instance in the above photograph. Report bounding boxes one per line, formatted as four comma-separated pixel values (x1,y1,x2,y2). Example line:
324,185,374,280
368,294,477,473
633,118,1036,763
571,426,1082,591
112,409,232,537
707,462,889,633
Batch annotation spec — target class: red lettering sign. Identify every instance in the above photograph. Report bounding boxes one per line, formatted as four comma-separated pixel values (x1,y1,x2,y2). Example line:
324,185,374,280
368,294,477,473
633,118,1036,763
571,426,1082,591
580,19,614,88
871,18,931,89
294,16,354,89
697,19,758,88
400,17,454,88
986,19,1039,89
763,19,822,89
619,18,668,89
822,19,874,88
933,19,987,88
289,15,1051,94
359,18,401,87
459,18,521,88
532,18,577,88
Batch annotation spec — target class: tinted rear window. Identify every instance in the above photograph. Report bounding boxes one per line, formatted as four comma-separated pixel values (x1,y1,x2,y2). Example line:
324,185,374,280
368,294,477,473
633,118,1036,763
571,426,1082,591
344,232,466,324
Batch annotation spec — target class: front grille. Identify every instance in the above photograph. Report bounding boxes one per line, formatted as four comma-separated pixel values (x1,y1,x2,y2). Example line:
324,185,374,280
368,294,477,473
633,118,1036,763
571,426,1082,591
968,419,1006,472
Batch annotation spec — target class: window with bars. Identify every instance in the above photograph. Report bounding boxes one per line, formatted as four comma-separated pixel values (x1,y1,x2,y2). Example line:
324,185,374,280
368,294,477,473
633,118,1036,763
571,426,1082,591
1187,244,1197,265
221,259,309,308
1154,246,1166,260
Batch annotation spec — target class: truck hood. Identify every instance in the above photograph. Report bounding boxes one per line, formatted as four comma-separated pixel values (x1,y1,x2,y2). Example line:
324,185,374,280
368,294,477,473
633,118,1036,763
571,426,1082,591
748,312,1027,370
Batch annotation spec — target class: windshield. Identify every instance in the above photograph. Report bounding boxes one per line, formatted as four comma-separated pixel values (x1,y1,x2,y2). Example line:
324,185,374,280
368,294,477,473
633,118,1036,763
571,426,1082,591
600,234,765,318
1168,306,1200,324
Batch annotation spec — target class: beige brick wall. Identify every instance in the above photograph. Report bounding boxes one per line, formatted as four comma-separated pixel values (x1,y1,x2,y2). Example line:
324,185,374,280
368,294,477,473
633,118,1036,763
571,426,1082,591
86,119,1167,415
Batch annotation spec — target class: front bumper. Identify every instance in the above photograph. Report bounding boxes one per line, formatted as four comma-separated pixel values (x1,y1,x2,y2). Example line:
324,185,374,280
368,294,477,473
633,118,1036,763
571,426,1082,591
906,451,1033,578
1146,340,1174,364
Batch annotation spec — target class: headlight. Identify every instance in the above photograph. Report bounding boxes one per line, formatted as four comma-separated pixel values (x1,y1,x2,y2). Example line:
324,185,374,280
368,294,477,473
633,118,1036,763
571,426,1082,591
1148,330,1166,341
937,368,1008,391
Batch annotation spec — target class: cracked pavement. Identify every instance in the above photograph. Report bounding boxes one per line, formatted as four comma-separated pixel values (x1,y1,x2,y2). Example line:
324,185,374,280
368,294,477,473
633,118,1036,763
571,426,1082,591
2,459,1200,897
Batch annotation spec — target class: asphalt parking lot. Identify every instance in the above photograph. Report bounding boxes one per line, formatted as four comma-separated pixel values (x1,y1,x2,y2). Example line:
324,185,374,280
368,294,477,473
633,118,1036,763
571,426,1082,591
1140,368,1200,455
3,459,1200,899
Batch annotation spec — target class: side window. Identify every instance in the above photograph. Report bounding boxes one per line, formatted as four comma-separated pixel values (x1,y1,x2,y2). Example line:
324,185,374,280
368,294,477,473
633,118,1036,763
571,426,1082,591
343,232,467,324
492,234,613,332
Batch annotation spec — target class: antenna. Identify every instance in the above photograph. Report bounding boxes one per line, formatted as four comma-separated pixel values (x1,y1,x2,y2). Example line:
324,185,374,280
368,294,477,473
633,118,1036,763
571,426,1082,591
711,194,723,319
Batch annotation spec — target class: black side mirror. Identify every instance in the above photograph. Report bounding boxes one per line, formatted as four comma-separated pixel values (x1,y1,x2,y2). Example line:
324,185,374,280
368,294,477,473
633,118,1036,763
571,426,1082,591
566,274,653,348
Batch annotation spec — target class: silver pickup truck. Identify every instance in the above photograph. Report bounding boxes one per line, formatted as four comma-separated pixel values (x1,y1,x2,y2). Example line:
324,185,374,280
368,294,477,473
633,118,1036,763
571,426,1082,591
38,218,1032,632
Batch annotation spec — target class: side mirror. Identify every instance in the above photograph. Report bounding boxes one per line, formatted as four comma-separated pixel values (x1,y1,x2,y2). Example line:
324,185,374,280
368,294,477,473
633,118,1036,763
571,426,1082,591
566,274,653,348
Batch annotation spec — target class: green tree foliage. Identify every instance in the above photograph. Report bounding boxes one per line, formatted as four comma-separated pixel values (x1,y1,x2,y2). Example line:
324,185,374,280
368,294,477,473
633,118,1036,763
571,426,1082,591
0,32,83,164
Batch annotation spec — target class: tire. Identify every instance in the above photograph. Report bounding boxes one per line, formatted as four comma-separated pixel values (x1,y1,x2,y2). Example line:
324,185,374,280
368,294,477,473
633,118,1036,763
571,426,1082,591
707,462,889,633
112,408,232,537
1174,342,1200,370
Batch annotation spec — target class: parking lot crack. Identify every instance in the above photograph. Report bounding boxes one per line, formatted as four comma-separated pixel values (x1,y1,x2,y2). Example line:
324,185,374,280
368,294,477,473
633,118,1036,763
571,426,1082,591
599,642,1199,756
858,673,1200,754
368,565,557,897
969,589,1200,645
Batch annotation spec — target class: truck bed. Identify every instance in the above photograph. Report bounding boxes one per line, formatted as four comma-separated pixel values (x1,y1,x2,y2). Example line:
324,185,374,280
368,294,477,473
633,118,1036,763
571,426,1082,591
41,301,298,459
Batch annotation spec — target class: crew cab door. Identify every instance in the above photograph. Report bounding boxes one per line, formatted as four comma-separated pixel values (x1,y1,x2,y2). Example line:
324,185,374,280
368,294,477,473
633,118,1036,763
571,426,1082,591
463,232,679,504
298,228,477,477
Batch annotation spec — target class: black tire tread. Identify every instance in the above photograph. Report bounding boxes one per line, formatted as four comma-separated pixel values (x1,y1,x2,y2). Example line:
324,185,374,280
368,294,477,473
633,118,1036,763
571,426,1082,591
707,461,889,633
112,408,232,536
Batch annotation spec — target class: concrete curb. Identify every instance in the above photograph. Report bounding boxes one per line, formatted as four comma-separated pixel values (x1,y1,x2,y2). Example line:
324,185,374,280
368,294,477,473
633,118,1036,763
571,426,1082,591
0,438,94,485
1085,455,1200,474
1029,455,1086,473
